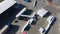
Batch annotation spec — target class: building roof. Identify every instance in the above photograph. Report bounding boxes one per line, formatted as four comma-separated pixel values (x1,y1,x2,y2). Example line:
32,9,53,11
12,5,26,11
0,0,16,14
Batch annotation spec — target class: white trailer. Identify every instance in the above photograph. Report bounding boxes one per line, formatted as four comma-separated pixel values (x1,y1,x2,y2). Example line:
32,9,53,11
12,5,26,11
28,18,34,25
21,21,29,32
21,18,35,32
16,7,27,18
37,8,48,17
20,12,36,18
20,15,32,18
39,28,44,34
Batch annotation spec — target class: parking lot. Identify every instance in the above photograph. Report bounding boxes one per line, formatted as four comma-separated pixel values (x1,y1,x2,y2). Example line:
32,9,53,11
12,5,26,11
6,0,60,34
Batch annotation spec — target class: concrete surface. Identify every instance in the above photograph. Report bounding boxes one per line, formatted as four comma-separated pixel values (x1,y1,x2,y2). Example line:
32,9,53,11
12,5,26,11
5,0,60,34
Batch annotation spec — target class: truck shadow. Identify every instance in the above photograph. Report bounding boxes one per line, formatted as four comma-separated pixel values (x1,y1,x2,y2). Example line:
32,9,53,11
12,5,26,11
31,21,37,25
6,25,20,34
43,12,51,18
22,9,33,15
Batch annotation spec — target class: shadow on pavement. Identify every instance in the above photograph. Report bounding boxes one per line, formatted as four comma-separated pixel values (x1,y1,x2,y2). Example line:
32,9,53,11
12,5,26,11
22,9,33,15
43,12,51,18
50,18,57,26
31,21,37,25
6,25,20,34
18,16,30,21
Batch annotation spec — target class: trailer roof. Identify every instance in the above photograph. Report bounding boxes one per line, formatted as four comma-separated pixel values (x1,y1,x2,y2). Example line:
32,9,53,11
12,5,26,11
0,0,16,14
37,8,48,17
